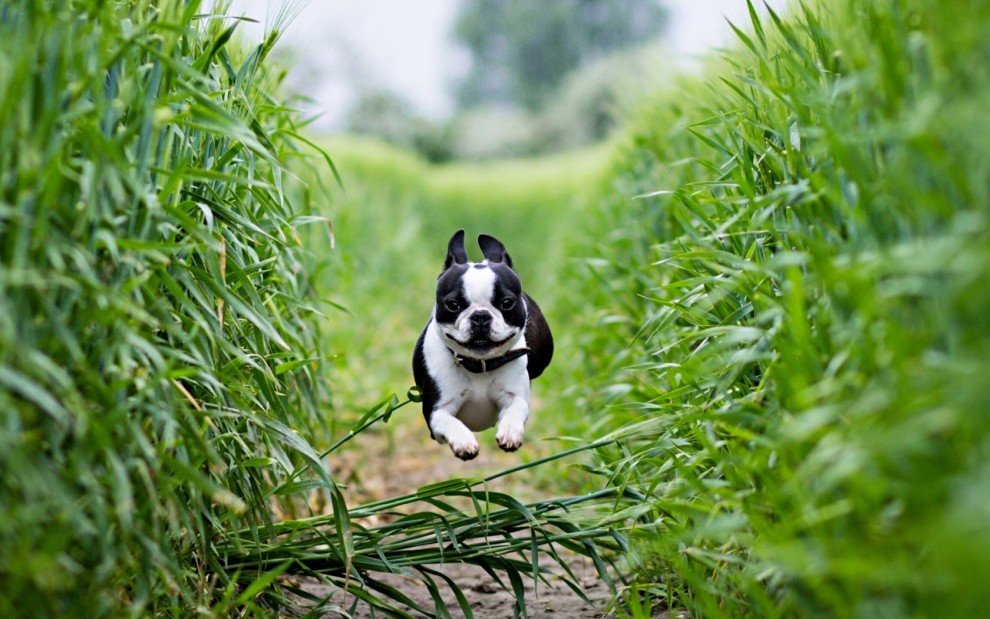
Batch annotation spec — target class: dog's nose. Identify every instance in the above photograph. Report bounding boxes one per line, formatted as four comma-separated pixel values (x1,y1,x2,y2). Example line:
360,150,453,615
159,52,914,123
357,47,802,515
470,311,492,328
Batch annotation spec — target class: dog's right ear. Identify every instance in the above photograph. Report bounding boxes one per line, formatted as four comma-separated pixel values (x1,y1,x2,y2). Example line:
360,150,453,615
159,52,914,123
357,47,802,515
444,229,469,271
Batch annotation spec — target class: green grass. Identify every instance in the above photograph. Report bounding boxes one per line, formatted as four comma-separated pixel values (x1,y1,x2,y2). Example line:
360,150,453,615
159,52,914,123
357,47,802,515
565,0,990,616
0,1,335,614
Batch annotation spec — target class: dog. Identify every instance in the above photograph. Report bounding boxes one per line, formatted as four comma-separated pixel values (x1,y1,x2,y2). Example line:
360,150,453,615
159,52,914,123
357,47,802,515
412,230,553,460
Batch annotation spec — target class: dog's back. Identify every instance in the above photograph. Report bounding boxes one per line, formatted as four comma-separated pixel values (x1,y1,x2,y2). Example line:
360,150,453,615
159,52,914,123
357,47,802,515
522,293,552,379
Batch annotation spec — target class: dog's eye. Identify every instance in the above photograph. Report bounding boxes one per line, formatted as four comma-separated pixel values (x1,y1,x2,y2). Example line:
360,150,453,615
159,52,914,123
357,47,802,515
445,299,462,312
499,297,515,311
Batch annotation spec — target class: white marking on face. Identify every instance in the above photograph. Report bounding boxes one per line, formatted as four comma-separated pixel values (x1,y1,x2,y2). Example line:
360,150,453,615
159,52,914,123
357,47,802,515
460,263,496,314
434,262,523,358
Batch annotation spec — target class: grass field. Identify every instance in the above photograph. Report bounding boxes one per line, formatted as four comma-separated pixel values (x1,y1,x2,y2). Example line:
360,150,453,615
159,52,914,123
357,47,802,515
3,0,988,616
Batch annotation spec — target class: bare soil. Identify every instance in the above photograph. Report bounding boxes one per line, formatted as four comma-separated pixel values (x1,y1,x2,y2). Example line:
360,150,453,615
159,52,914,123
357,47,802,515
301,556,611,618
294,413,615,618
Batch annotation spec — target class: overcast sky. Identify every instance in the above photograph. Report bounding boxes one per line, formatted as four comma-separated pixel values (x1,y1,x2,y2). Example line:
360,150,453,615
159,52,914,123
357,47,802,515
226,0,787,128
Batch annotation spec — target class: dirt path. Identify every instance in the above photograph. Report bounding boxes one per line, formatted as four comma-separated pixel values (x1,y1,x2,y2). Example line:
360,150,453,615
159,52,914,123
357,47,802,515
302,555,611,618
299,412,614,618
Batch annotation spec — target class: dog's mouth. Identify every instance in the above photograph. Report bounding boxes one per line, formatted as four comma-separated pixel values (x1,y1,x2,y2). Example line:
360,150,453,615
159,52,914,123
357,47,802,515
445,332,513,352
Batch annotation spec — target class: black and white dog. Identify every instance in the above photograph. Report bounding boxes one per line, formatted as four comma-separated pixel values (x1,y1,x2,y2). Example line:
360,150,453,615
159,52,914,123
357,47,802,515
412,230,553,460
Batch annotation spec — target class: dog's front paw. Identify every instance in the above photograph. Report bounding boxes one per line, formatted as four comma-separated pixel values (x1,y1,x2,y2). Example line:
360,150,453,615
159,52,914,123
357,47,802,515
444,426,480,460
495,422,525,452
449,436,480,460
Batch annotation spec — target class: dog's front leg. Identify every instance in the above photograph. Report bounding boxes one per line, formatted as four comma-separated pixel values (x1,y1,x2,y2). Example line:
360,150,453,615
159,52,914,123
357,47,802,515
494,394,529,452
429,407,480,460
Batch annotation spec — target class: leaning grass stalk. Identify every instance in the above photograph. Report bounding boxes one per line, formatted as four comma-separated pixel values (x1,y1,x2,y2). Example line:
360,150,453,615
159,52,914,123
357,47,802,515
220,442,632,613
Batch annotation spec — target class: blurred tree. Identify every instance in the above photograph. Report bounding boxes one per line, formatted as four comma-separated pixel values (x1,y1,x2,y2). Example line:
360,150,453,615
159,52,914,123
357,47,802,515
345,89,454,162
453,0,667,110
346,89,418,146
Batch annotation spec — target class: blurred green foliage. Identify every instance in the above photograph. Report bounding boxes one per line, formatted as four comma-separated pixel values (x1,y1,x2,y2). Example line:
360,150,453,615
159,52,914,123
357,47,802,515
346,1,671,162
314,135,611,416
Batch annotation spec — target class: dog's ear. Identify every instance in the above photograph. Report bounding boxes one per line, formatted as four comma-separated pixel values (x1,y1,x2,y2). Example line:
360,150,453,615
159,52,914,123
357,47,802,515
444,229,469,271
478,234,513,269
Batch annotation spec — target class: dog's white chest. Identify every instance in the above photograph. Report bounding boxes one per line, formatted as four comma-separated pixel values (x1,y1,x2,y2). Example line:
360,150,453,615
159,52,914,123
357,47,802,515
422,321,529,432
455,381,502,431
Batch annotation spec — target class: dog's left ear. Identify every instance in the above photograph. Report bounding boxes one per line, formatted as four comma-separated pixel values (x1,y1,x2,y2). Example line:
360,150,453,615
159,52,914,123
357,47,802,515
478,234,513,269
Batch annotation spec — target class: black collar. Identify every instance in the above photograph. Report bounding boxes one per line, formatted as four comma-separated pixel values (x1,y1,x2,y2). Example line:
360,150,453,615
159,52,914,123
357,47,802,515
450,347,531,374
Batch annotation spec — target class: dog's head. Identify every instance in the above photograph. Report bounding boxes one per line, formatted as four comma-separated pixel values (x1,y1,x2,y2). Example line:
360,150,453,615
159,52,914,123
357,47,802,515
433,230,527,360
